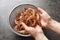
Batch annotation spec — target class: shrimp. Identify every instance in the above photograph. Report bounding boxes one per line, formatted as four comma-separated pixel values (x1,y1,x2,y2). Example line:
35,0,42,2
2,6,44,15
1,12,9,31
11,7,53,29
14,8,41,34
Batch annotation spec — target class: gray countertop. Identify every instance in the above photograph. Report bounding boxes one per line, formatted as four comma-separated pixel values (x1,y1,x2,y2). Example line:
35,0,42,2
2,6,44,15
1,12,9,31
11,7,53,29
0,0,60,40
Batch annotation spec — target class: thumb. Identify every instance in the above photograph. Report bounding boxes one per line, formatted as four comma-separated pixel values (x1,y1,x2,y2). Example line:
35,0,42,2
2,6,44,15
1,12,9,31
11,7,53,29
41,19,47,27
21,22,30,31
38,8,44,18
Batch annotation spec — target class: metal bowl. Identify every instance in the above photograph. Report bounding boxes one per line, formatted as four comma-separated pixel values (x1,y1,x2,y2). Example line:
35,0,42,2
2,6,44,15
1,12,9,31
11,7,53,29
9,4,38,37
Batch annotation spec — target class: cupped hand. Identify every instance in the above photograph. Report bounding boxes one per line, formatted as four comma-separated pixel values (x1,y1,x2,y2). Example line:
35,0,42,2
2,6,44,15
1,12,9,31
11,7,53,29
21,22,44,37
38,8,51,28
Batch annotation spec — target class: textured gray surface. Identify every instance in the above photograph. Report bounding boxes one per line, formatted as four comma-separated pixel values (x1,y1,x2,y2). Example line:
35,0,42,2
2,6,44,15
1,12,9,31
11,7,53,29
0,0,60,40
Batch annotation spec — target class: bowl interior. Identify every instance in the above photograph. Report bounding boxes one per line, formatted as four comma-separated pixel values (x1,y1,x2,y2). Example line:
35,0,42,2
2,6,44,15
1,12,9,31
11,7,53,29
9,4,38,37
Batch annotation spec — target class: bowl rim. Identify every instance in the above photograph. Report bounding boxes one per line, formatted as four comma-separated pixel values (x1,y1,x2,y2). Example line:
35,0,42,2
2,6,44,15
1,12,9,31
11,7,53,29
9,4,38,37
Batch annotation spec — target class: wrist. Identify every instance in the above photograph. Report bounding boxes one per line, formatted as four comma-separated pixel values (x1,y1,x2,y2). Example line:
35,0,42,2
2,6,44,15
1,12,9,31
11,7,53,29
35,33,48,40
46,18,53,29
47,18,57,29
47,19,60,34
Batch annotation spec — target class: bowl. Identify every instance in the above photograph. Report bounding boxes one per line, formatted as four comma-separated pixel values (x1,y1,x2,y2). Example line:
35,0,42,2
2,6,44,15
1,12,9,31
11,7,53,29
9,4,38,37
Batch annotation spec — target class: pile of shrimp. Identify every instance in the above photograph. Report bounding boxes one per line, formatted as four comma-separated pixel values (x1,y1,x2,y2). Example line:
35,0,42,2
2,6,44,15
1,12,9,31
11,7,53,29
14,8,41,34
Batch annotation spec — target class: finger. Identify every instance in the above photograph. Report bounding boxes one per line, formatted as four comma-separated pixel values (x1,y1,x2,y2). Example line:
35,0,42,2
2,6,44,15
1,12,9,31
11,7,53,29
18,30,28,34
18,30,25,34
38,8,50,19
38,8,44,17
38,8,47,14
21,22,29,30
38,8,48,17
21,22,34,34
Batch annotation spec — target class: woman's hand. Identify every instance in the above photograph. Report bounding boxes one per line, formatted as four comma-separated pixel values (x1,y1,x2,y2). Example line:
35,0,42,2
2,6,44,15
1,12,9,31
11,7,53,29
21,22,48,40
38,8,51,28
38,8,60,34
21,22,43,37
